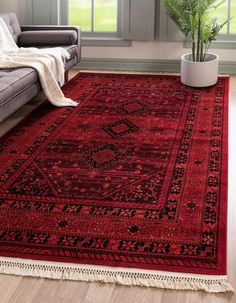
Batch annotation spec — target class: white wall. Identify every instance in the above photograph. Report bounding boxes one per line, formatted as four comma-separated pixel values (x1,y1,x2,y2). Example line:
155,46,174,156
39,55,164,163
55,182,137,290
82,41,236,62
1,0,235,62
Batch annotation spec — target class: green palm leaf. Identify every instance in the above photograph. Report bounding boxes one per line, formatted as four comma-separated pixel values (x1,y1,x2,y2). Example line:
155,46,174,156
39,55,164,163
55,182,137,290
162,0,230,62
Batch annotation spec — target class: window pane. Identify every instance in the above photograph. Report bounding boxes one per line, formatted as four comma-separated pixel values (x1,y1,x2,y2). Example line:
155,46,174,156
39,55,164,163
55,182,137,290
94,0,117,31
213,0,236,34
212,0,228,34
69,0,92,30
231,2,236,34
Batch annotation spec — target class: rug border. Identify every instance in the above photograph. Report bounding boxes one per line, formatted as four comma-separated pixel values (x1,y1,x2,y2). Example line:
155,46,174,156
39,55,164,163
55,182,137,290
0,256,233,293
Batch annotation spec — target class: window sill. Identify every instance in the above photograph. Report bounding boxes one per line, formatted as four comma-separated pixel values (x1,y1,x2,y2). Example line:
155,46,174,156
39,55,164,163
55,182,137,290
183,40,236,49
82,37,132,47
210,40,236,49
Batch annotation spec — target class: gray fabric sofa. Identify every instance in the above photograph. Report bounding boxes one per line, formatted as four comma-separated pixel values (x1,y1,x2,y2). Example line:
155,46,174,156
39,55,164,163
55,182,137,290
0,13,81,123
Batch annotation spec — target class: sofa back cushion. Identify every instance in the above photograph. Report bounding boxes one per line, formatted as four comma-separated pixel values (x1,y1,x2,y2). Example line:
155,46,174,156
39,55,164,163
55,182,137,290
0,13,21,44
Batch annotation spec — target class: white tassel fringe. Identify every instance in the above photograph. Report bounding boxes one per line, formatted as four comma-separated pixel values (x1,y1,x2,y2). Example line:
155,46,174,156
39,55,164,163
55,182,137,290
0,257,234,293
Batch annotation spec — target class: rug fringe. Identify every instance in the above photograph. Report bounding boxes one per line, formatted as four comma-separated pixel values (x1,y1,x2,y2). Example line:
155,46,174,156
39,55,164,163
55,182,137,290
0,257,233,293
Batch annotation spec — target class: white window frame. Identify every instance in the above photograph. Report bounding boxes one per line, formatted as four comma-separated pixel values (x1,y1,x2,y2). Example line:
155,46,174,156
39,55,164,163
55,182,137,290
60,0,155,45
79,0,122,37
61,0,122,37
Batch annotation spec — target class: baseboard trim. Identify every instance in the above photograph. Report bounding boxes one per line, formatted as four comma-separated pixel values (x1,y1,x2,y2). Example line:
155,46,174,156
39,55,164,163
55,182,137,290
76,58,236,74
77,59,180,72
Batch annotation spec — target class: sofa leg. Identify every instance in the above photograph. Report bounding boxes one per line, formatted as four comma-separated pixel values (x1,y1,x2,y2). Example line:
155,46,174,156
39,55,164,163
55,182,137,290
65,71,69,83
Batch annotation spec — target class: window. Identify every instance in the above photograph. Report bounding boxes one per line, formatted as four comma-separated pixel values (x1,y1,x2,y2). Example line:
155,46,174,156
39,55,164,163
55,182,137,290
68,0,121,37
26,0,155,42
60,0,156,43
213,0,236,35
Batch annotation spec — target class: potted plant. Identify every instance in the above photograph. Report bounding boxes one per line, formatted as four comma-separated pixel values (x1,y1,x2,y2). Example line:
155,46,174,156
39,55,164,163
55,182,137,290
162,0,229,87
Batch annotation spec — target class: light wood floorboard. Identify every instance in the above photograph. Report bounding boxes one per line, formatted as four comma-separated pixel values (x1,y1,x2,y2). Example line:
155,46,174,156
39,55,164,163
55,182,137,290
0,71,235,303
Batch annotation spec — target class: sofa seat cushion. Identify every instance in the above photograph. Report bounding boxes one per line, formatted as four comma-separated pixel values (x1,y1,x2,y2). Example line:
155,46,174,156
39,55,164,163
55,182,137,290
0,68,39,106
19,30,77,47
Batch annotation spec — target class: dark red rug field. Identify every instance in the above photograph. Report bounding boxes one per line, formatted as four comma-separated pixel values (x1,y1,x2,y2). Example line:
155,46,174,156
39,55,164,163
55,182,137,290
0,73,232,292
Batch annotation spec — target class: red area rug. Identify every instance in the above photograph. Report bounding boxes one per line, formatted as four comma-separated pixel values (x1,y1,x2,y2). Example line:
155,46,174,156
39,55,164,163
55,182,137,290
0,73,232,292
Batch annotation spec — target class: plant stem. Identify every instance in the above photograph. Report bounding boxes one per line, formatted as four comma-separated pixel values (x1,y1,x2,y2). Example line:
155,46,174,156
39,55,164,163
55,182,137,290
192,40,196,62
200,41,204,61
196,14,201,62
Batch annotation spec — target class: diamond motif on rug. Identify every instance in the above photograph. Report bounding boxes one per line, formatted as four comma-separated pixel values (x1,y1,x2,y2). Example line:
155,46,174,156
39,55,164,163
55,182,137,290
102,119,139,138
81,143,126,169
121,100,148,114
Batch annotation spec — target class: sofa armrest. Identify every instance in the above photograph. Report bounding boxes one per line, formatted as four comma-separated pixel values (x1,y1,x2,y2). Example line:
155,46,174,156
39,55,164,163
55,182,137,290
19,30,77,46
20,25,81,57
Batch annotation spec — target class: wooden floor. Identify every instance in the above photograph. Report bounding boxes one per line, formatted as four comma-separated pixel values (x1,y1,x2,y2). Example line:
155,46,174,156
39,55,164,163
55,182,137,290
0,71,235,303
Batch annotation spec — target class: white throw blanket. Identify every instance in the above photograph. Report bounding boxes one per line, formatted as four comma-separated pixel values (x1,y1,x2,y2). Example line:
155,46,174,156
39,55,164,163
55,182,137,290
0,18,77,107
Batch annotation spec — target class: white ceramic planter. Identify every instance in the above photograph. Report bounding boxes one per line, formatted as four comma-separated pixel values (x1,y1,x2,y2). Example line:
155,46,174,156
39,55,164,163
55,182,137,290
181,53,219,87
